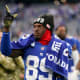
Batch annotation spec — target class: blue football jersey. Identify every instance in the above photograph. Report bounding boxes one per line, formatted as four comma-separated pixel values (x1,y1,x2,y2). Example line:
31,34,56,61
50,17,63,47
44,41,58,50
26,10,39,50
73,38,80,53
1,33,68,80
65,37,80,53
64,37,76,47
23,42,55,80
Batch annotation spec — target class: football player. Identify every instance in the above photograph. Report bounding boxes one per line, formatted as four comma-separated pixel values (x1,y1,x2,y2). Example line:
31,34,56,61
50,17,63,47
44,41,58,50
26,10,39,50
1,5,69,80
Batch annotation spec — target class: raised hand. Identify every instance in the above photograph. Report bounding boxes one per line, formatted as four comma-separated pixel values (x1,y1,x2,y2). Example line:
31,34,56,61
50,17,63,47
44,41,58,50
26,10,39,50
4,5,18,28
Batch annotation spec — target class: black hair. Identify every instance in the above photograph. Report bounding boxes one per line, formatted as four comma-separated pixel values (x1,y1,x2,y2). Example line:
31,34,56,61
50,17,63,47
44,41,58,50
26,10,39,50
55,24,68,33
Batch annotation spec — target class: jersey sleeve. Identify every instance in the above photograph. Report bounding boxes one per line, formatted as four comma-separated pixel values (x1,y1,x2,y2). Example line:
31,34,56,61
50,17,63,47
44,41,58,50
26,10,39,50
1,32,34,56
11,34,30,49
45,41,69,79
11,34,35,49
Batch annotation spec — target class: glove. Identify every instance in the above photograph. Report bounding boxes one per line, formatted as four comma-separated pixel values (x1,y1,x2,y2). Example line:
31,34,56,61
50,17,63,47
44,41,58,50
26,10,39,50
4,5,18,27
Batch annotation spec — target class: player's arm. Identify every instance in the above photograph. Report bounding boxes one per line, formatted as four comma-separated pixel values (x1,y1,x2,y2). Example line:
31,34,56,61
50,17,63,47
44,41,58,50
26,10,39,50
1,5,22,58
1,31,24,58
1,31,24,57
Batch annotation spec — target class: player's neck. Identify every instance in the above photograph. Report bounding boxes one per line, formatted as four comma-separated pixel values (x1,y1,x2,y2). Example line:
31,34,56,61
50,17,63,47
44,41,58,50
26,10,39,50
38,29,51,45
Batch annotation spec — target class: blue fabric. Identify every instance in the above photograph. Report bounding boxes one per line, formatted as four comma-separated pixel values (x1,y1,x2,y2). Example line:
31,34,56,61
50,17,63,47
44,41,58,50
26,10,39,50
45,35,69,79
64,37,75,72
1,32,12,56
23,41,56,80
11,34,35,49
65,37,76,47
65,37,80,53
66,43,72,58
1,33,35,56
68,58,74,72
74,38,80,53
1,33,68,80
66,43,74,72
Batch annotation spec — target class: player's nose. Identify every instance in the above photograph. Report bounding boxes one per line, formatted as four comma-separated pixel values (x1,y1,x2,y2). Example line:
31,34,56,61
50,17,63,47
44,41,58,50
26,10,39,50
34,26,40,32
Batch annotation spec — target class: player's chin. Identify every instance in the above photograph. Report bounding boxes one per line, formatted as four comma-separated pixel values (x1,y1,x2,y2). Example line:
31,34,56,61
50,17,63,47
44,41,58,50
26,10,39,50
34,35,41,40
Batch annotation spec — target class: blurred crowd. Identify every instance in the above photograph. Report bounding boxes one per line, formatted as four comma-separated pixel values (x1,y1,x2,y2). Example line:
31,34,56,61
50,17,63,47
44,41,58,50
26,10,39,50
0,2,80,80
0,3,80,40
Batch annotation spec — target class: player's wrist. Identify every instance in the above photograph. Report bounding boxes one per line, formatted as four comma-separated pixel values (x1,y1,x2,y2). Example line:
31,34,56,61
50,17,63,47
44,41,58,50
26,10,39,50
3,27,10,32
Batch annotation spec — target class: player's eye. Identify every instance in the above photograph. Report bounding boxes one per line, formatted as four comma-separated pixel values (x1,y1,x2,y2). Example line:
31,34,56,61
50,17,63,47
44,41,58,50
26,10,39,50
38,25,42,28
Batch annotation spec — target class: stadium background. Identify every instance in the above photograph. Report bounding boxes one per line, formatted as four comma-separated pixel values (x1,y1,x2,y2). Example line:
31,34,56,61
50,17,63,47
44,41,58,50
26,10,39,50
0,0,80,40
0,0,80,80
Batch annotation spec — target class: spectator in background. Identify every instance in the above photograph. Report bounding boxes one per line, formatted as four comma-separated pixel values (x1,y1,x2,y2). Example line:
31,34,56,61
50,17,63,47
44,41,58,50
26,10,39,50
55,24,80,80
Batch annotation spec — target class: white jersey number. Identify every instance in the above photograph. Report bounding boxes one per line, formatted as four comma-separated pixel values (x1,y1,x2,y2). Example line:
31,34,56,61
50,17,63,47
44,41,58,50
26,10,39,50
26,55,52,80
